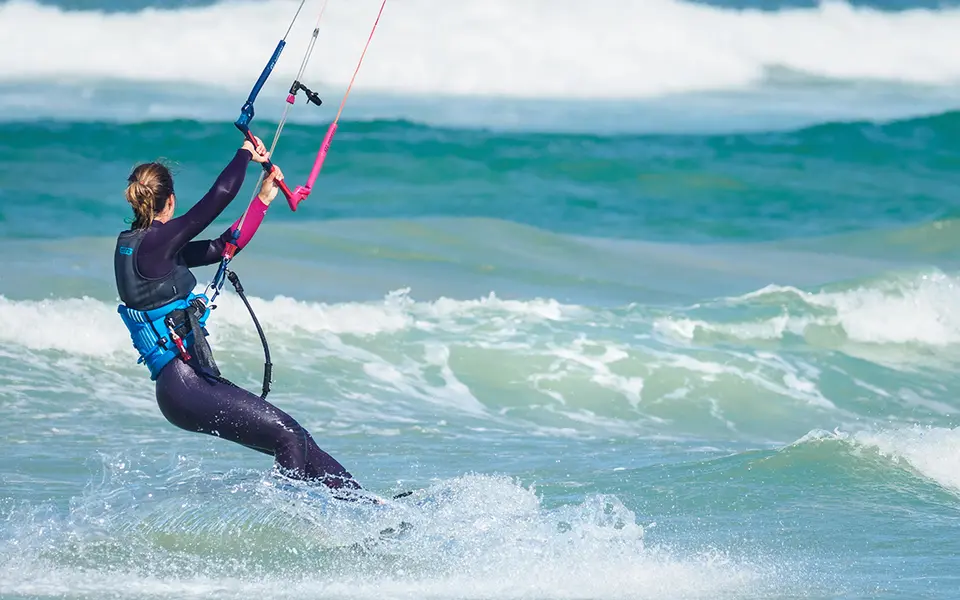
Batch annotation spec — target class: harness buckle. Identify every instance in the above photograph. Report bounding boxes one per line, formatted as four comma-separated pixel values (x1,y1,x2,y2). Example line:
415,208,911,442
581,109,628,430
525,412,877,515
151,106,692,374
164,315,192,361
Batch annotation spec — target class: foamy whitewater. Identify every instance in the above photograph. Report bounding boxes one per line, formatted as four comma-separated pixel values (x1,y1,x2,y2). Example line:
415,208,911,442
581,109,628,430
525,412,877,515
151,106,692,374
2,0,960,130
2,0,960,598
3,0,960,94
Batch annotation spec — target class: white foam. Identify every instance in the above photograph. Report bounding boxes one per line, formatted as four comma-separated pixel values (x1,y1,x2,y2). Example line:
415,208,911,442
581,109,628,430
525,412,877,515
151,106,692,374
655,271,960,348
654,313,810,342
0,289,578,360
0,290,583,427
539,337,646,408
0,296,129,356
0,472,778,600
0,286,932,438
856,427,960,494
1,0,959,100
808,426,960,495
657,350,837,411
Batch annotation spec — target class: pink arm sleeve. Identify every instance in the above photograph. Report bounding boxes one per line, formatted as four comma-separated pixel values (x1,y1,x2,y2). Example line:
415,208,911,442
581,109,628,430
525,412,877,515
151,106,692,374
231,197,270,250
180,196,272,268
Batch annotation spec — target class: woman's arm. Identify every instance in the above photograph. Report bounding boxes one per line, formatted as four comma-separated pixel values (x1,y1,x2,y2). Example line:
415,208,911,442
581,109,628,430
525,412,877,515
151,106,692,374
158,149,253,255
150,136,271,257
134,138,273,280
180,196,270,267
180,166,285,267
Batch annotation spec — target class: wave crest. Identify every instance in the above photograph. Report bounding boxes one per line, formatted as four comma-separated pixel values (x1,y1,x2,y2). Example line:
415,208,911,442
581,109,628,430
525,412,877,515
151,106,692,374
2,0,959,99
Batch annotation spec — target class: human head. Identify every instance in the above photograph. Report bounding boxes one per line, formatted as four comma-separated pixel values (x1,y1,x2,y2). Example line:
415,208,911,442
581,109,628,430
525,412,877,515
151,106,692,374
125,162,175,229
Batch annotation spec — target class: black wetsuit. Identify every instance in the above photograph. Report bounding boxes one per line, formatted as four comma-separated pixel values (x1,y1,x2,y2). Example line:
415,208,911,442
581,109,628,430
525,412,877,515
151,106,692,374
117,149,361,491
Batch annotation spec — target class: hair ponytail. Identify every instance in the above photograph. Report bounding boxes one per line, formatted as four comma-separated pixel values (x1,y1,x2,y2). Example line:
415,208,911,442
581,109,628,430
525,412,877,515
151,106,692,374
125,162,175,229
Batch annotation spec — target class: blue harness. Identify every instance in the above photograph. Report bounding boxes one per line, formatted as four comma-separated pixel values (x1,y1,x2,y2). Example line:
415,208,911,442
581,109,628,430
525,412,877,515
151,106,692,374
114,228,271,397
117,293,212,380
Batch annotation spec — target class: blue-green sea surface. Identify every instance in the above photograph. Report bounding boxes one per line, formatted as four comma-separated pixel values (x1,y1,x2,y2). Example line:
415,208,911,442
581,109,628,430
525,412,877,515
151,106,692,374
3,0,960,598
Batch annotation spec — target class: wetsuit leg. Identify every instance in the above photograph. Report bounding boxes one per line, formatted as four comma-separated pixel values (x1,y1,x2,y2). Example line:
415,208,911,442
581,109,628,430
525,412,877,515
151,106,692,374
154,358,360,490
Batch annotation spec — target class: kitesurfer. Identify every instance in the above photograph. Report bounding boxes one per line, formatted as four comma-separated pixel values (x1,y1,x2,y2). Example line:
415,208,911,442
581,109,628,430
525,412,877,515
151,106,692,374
113,137,362,493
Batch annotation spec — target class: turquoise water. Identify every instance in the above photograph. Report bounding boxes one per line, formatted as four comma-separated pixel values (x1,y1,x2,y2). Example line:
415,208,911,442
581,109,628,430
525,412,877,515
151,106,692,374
4,0,960,598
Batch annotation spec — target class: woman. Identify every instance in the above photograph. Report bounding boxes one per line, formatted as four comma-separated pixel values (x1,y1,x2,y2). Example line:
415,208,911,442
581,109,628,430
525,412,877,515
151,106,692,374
114,136,362,493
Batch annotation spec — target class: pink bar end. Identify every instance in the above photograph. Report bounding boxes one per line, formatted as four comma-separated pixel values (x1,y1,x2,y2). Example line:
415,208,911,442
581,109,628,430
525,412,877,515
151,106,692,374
286,94,296,104
286,185,312,211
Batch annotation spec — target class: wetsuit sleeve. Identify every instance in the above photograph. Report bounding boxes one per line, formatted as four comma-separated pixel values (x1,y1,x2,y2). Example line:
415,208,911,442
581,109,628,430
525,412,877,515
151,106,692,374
157,149,252,254
180,196,271,267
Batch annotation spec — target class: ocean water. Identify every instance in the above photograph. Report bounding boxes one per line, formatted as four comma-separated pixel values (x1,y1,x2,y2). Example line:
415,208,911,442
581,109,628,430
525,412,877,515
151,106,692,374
2,0,960,598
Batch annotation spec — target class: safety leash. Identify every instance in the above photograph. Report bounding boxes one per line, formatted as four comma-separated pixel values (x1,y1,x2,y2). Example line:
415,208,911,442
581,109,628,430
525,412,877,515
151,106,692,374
225,270,273,399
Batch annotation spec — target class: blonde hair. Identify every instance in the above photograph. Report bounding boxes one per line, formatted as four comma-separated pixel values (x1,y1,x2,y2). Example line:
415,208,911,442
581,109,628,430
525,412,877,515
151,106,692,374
125,162,175,229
